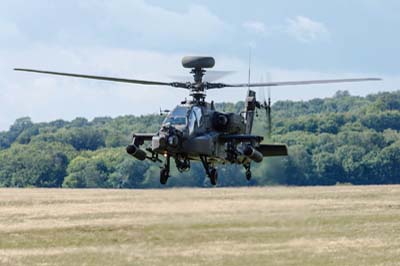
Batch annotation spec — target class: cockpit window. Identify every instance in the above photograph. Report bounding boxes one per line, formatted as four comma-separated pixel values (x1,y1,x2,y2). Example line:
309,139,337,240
188,110,196,135
193,107,203,127
163,106,189,126
188,106,203,135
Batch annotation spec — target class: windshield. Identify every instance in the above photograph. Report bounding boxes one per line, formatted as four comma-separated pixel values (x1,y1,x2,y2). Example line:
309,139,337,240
188,106,203,135
163,106,189,126
193,106,203,127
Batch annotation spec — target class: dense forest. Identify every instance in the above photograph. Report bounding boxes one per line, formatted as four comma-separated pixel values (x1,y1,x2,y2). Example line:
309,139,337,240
1,90,399,188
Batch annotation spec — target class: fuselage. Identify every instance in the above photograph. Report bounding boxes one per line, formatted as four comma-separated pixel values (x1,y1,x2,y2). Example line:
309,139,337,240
151,102,247,164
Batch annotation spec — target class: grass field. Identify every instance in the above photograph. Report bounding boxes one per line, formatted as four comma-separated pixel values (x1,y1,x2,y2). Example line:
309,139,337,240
0,186,399,266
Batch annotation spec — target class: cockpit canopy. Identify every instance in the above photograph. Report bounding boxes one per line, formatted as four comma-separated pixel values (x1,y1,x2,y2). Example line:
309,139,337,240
162,105,204,135
163,105,189,126
188,106,203,135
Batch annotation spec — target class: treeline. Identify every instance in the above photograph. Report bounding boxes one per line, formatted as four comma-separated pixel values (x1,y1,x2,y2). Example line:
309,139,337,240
1,90,399,188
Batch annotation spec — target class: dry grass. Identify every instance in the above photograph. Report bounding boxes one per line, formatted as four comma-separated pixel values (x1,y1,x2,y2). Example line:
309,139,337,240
0,186,400,266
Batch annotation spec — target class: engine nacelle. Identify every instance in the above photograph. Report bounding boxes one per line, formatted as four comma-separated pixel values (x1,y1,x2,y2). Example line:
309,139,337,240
243,145,263,163
212,112,245,134
212,112,229,131
126,144,147,161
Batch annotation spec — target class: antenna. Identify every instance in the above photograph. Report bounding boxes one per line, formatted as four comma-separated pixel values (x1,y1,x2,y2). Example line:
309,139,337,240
247,47,252,90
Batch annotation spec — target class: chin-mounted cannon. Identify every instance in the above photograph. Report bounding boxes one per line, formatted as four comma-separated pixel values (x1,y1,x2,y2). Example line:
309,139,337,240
151,125,183,153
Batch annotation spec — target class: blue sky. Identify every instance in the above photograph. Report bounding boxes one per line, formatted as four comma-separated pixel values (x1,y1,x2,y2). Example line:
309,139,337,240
0,0,399,130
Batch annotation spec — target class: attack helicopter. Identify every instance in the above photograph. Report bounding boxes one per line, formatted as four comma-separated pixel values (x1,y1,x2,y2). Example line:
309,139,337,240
15,56,381,185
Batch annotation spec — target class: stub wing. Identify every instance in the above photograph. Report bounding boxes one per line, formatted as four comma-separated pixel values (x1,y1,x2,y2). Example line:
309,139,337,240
257,144,288,157
132,133,154,141
131,133,155,146
220,134,288,157
220,134,264,143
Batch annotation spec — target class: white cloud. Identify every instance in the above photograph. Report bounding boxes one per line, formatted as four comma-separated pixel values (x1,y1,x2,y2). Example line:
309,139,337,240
0,2,395,131
77,0,230,45
0,1,231,50
0,21,18,36
243,21,267,34
1,46,191,130
286,16,330,43
0,0,233,130
0,20,23,43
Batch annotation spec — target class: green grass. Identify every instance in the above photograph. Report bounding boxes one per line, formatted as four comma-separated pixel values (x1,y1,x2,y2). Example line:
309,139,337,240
0,186,399,265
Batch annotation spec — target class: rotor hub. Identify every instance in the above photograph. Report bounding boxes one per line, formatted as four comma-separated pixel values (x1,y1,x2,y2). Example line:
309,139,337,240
180,56,217,103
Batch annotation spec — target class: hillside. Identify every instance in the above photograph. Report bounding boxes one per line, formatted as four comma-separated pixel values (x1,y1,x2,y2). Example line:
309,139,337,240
1,90,400,188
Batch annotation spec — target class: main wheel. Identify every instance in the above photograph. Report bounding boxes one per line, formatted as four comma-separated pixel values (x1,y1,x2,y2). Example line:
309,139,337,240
160,168,169,185
210,168,218,186
246,170,252,181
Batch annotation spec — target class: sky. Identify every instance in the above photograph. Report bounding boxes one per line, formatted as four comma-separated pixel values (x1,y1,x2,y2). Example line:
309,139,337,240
0,0,399,130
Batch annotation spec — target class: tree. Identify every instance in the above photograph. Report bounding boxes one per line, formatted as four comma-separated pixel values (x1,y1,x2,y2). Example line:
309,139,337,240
378,141,400,184
0,117,34,148
312,152,342,185
335,145,366,184
109,158,150,188
285,145,315,186
2,90,400,188
0,142,74,187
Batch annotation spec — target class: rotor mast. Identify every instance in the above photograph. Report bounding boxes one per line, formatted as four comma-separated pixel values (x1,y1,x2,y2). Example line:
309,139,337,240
188,68,206,102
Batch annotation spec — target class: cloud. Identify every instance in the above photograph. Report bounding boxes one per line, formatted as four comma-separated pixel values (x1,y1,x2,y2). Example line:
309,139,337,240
0,1,394,131
286,16,330,43
0,0,231,50
1,46,192,130
243,21,267,34
0,21,19,36
2,45,394,131
99,1,229,43
0,20,23,43
0,0,233,130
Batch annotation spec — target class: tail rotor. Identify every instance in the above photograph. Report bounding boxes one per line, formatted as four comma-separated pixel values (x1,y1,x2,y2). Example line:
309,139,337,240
266,86,272,139
258,73,272,140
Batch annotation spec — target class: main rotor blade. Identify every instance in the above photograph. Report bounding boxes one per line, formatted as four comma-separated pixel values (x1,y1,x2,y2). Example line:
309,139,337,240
210,78,382,89
14,68,187,88
204,70,235,82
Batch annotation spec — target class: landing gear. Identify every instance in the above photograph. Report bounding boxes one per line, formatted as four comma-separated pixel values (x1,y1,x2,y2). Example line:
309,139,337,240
210,168,218,186
246,170,252,181
244,164,252,181
160,154,170,185
201,156,218,186
160,168,169,185
175,157,190,173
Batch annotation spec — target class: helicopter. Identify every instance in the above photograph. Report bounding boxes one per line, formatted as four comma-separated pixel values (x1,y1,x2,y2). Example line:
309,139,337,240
15,56,381,185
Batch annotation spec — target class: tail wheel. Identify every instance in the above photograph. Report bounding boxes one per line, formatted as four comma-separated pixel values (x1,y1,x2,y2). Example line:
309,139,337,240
210,168,218,186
